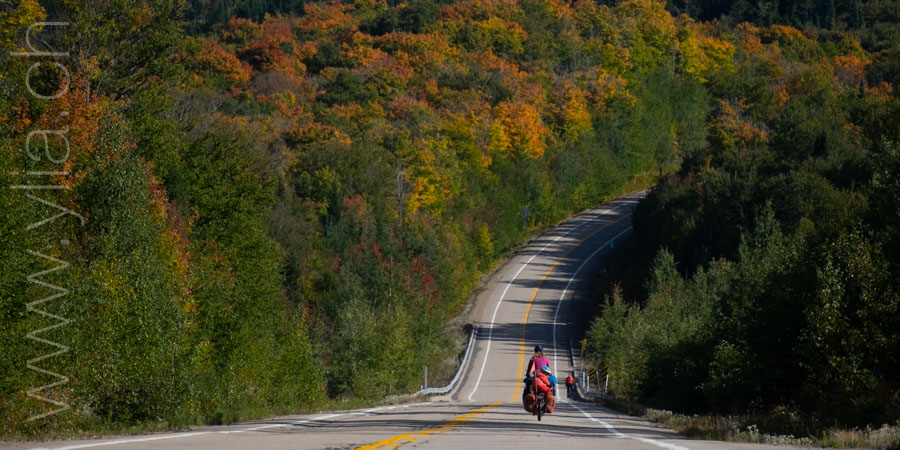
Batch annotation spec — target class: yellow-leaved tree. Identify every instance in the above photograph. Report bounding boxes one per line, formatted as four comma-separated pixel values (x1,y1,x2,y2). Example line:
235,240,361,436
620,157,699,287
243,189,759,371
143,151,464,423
492,101,550,160
0,0,45,52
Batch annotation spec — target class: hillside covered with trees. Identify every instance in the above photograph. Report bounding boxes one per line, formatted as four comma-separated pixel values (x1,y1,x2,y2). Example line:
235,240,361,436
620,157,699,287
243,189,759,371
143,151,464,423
586,0,900,435
2,0,707,433
1,0,898,438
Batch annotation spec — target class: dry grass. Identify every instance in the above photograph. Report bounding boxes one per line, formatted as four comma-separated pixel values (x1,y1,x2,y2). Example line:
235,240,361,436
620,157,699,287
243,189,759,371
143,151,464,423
642,408,900,449
817,425,900,449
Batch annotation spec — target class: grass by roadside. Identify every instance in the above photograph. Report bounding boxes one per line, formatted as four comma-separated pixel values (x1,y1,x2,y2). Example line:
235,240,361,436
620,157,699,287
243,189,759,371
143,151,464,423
597,395,900,449
646,408,900,449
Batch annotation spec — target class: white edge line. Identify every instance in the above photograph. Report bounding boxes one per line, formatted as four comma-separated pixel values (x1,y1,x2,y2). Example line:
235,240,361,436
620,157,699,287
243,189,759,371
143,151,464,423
33,403,434,449
565,400,690,450
552,226,632,376
29,432,215,450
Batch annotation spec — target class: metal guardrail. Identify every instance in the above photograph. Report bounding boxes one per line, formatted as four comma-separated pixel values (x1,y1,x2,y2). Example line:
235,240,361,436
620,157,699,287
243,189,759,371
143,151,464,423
413,326,477,396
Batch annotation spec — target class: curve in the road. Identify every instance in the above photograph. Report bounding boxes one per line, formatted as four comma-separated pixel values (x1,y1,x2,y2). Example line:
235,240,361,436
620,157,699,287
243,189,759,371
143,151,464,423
467,199,632,402
511,213,630,401
18,192,794,450
552,225,632,376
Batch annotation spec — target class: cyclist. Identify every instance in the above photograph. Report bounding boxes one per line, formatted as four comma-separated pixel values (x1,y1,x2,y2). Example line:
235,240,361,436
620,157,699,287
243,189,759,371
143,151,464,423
534,365,556,414
544,366,558,397
522,345,550,414
525,345,549,378
565,372,576,397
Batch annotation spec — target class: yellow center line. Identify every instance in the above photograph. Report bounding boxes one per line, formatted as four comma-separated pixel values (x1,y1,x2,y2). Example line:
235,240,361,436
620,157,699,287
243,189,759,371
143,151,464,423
512,214,630,400
356,402,501,449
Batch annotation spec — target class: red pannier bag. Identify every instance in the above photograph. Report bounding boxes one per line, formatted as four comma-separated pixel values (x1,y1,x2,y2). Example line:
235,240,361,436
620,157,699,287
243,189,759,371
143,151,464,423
523,392,536,413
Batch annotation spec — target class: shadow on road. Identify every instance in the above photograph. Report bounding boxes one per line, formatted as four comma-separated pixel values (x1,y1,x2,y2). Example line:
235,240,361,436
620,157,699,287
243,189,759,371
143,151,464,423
237,402,686,443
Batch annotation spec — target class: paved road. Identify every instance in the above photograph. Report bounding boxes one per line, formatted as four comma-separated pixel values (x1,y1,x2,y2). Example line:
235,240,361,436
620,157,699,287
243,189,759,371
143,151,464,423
9,192,799,450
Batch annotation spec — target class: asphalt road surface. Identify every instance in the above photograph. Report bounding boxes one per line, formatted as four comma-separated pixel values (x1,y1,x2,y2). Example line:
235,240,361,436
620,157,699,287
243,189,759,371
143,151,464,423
9,192,801,450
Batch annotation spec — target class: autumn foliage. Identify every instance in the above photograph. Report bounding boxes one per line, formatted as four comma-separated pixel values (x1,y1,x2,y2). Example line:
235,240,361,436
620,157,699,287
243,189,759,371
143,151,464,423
2,0,899,438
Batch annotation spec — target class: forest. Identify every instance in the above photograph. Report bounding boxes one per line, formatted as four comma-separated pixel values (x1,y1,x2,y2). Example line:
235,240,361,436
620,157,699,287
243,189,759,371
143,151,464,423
586,0,900,434
1,0,898,438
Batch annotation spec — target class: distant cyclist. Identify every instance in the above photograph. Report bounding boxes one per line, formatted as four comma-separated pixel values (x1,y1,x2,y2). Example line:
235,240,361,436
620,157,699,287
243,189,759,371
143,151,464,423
565,373,576,398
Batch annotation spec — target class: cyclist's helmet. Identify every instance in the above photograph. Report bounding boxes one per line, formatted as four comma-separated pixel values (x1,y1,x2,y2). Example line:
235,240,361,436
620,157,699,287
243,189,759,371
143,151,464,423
534,345,544,352
541,366,552,374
